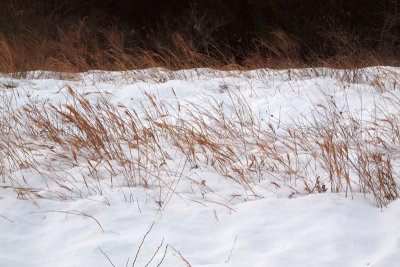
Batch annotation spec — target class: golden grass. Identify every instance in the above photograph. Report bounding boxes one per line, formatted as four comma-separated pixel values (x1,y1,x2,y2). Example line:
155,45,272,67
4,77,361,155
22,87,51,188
2,68,400,208
1,22,399,77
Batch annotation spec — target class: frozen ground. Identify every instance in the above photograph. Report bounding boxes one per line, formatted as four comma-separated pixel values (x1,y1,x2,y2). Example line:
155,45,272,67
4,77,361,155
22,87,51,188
1,67,400,266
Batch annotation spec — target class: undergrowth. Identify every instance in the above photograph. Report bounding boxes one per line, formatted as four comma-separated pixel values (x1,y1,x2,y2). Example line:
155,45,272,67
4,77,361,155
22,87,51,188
1,21,399,77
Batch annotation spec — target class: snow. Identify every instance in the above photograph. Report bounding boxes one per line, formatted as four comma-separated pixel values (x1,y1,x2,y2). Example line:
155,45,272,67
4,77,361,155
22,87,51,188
1,67,400,266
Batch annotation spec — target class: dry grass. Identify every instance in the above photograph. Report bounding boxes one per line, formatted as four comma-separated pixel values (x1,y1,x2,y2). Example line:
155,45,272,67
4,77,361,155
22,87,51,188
1,22,399,78
2,67,400,208
0,23,234,76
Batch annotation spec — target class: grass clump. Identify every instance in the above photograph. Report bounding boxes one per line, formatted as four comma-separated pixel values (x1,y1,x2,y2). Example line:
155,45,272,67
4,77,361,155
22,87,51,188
2,67,400,208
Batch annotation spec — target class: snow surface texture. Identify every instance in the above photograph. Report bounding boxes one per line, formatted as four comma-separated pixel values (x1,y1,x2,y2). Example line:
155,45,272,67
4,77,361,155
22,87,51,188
1,67,400,266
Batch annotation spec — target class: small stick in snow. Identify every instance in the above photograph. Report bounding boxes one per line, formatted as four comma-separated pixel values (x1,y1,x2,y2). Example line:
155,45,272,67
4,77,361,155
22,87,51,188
136,197,141,214
0,214,15,223
169,245,192,267
132,221,155,267
225,234,237,263
98,247,116,267
144,237,165,267
30,210,104,232
156,244,169,267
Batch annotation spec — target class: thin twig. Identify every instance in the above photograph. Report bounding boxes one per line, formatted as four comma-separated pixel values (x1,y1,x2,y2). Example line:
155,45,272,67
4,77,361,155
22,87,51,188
144,238,165,267
0,214,15,223
30,210,104,232
132,221,155,267
225,234,237,263
156,244,169,267
136,197,141,214
98,247,116,267
169,245,192,267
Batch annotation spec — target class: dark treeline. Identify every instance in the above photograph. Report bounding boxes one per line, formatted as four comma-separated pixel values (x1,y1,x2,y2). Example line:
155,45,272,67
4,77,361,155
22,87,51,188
1,0,400,68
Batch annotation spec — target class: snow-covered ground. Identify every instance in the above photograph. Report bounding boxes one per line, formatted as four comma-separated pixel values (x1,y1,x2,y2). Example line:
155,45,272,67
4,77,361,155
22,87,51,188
1,67,400,266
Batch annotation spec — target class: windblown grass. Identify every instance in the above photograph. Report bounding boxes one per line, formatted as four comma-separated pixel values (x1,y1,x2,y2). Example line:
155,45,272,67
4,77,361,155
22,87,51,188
2,67,400,207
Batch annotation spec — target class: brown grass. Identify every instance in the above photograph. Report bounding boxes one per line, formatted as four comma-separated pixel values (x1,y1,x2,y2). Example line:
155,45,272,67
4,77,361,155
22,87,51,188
1,21,399,77
0,23,233,75
1,19,400,208
2,68,400,208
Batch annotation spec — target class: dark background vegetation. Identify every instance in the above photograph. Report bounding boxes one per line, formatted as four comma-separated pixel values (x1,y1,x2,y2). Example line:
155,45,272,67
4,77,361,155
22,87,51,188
1,0,400,71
